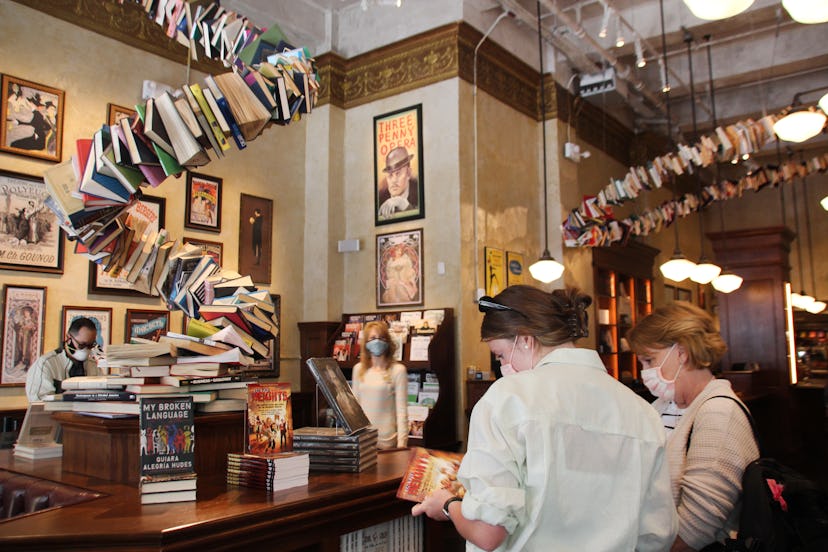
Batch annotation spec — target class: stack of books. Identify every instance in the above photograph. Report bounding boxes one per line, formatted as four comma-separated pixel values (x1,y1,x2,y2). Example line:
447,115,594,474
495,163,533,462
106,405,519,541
226,451,310,491
40,6,318,300
293,426,379,473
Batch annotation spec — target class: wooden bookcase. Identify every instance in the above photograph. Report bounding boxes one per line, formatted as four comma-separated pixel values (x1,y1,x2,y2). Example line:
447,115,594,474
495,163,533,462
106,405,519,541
593,242,658,382
298,309,458,451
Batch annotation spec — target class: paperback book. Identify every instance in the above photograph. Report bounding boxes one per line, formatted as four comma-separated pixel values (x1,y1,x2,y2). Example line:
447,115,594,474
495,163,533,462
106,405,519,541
139,395,196,503
246,382,292,455
396,447,465,503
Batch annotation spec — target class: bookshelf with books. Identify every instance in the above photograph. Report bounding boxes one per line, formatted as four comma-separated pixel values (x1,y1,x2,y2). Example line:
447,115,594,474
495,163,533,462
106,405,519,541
592,242,658,383
298,309,457,451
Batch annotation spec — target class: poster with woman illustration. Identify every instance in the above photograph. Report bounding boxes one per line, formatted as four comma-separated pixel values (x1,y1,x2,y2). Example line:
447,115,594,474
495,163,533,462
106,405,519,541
1,285,46,385
377,229,423,308
0,170,63,273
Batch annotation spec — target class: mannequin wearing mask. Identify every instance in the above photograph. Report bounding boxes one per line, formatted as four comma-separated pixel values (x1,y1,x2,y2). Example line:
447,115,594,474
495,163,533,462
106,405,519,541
628,301,759,552
25,317,102,402
350,320,408,449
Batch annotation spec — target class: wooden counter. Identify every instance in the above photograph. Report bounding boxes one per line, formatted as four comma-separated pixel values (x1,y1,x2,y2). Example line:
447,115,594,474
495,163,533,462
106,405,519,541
0,449,413,551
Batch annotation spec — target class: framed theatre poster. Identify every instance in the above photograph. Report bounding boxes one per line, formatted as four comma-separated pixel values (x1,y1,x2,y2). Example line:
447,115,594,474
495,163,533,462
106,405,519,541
485,247,506,297
1,285,46,385
183,237,223,265
0,74,65,162
0,169,64,273
185,172,222,232
374,104,424,226
377,228,423,308
61,306,112,349
107,103,135,126
89,195,165,296
124,309,169,342
506,251,525,287
238,193,272,284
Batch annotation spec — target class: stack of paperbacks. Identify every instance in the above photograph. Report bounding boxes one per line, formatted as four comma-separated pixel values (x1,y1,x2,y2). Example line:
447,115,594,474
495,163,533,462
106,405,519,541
40,17,317,297
139,395,197,504
226,451,309,491
156,262,279,360
293,426,379,473
296,358,378,472
227,382,309,491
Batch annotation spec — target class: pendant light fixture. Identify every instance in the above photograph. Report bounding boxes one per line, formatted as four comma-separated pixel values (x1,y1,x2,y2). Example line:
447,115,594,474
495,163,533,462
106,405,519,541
683,0,754,20
704,35,743,294
658,0,696,283
684,31,721,284
773,108,827,143
528,0,564,284
789,171,815,310
782,0,828,24
802,174,826,313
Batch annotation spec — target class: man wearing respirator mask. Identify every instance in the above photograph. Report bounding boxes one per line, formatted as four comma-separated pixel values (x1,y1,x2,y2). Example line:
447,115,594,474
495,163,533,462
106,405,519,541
350,320,408,450
26,317,102,402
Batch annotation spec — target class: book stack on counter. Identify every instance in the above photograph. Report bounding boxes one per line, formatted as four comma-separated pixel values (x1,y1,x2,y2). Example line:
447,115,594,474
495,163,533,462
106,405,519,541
139,395,197,504
226,451,309,491
293,426,379,473
40,6,318,300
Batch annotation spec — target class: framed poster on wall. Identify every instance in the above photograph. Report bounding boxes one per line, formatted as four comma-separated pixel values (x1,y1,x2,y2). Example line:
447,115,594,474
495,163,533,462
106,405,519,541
0,74,65,162
61,306,112,349
1,285,46,385
377,228,423,308
238,193,272,284
374,104,424,226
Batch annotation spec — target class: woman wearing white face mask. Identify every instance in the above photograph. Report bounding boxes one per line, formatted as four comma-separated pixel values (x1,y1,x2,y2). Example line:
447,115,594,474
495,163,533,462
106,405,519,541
413,285,678,552
351,320,408,450
628,301,759,552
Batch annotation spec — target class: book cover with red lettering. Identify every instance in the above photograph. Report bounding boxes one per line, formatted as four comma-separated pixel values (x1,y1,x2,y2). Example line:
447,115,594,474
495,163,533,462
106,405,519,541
139,395,196,503
245,382,293,455
396,446,465,503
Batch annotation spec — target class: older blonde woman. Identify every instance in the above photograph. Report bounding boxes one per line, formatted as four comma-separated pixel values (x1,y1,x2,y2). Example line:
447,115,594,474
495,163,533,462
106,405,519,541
628,301,759,552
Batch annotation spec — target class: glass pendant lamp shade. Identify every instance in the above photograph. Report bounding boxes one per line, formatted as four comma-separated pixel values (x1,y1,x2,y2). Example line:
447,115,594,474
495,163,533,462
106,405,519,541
791,291,815,310
689,261,722,284
783,0,828,24
806,300,827,314
820,92,828,114
683,0,754,20
821,195,828,211
773,110,827,143
711,272,743,293
529,251,565,283
659,252,697,282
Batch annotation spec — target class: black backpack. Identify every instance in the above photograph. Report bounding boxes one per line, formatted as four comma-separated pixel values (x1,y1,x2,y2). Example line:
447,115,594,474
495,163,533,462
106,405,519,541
687,395,828,552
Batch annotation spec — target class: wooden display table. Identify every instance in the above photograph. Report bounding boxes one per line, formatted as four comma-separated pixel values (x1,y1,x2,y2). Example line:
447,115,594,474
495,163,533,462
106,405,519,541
0,449,415,551
54,411,244,484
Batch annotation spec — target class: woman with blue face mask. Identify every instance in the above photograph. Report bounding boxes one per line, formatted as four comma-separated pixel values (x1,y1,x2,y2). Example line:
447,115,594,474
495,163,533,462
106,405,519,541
413,285,678,552
628,301,759,552
350,320,408,450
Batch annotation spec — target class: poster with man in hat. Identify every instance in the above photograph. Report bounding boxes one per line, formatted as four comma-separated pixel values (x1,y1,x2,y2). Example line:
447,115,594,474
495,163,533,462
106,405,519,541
373,105,424,225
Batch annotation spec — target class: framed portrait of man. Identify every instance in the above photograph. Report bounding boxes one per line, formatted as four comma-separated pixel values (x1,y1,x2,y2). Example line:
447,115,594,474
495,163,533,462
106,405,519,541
377,228,423,308
374,104,424,226
238,193,272,284
1,285,46,385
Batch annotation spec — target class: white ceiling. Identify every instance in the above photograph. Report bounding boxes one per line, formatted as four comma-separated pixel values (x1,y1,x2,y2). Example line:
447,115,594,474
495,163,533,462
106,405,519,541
223,0,828,153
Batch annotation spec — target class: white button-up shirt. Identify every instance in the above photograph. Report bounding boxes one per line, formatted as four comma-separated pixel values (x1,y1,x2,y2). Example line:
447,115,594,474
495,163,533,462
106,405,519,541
459,347,678,551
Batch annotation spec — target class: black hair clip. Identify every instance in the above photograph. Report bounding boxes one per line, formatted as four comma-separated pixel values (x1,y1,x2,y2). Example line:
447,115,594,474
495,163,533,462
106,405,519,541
477,296,514,313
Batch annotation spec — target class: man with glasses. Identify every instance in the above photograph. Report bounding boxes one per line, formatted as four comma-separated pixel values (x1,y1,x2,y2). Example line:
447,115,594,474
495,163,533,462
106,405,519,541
25,317,102,401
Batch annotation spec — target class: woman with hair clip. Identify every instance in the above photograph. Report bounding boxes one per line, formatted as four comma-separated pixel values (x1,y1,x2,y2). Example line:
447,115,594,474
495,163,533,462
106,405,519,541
351,320,408,450
627,301,759,552
412,285,677,551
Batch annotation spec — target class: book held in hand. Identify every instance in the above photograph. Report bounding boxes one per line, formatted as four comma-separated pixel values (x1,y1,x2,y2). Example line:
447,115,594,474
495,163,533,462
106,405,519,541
396,447,465,503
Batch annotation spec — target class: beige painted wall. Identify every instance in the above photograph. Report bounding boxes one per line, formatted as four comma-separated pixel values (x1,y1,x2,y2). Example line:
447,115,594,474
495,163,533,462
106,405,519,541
0,3,309,403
